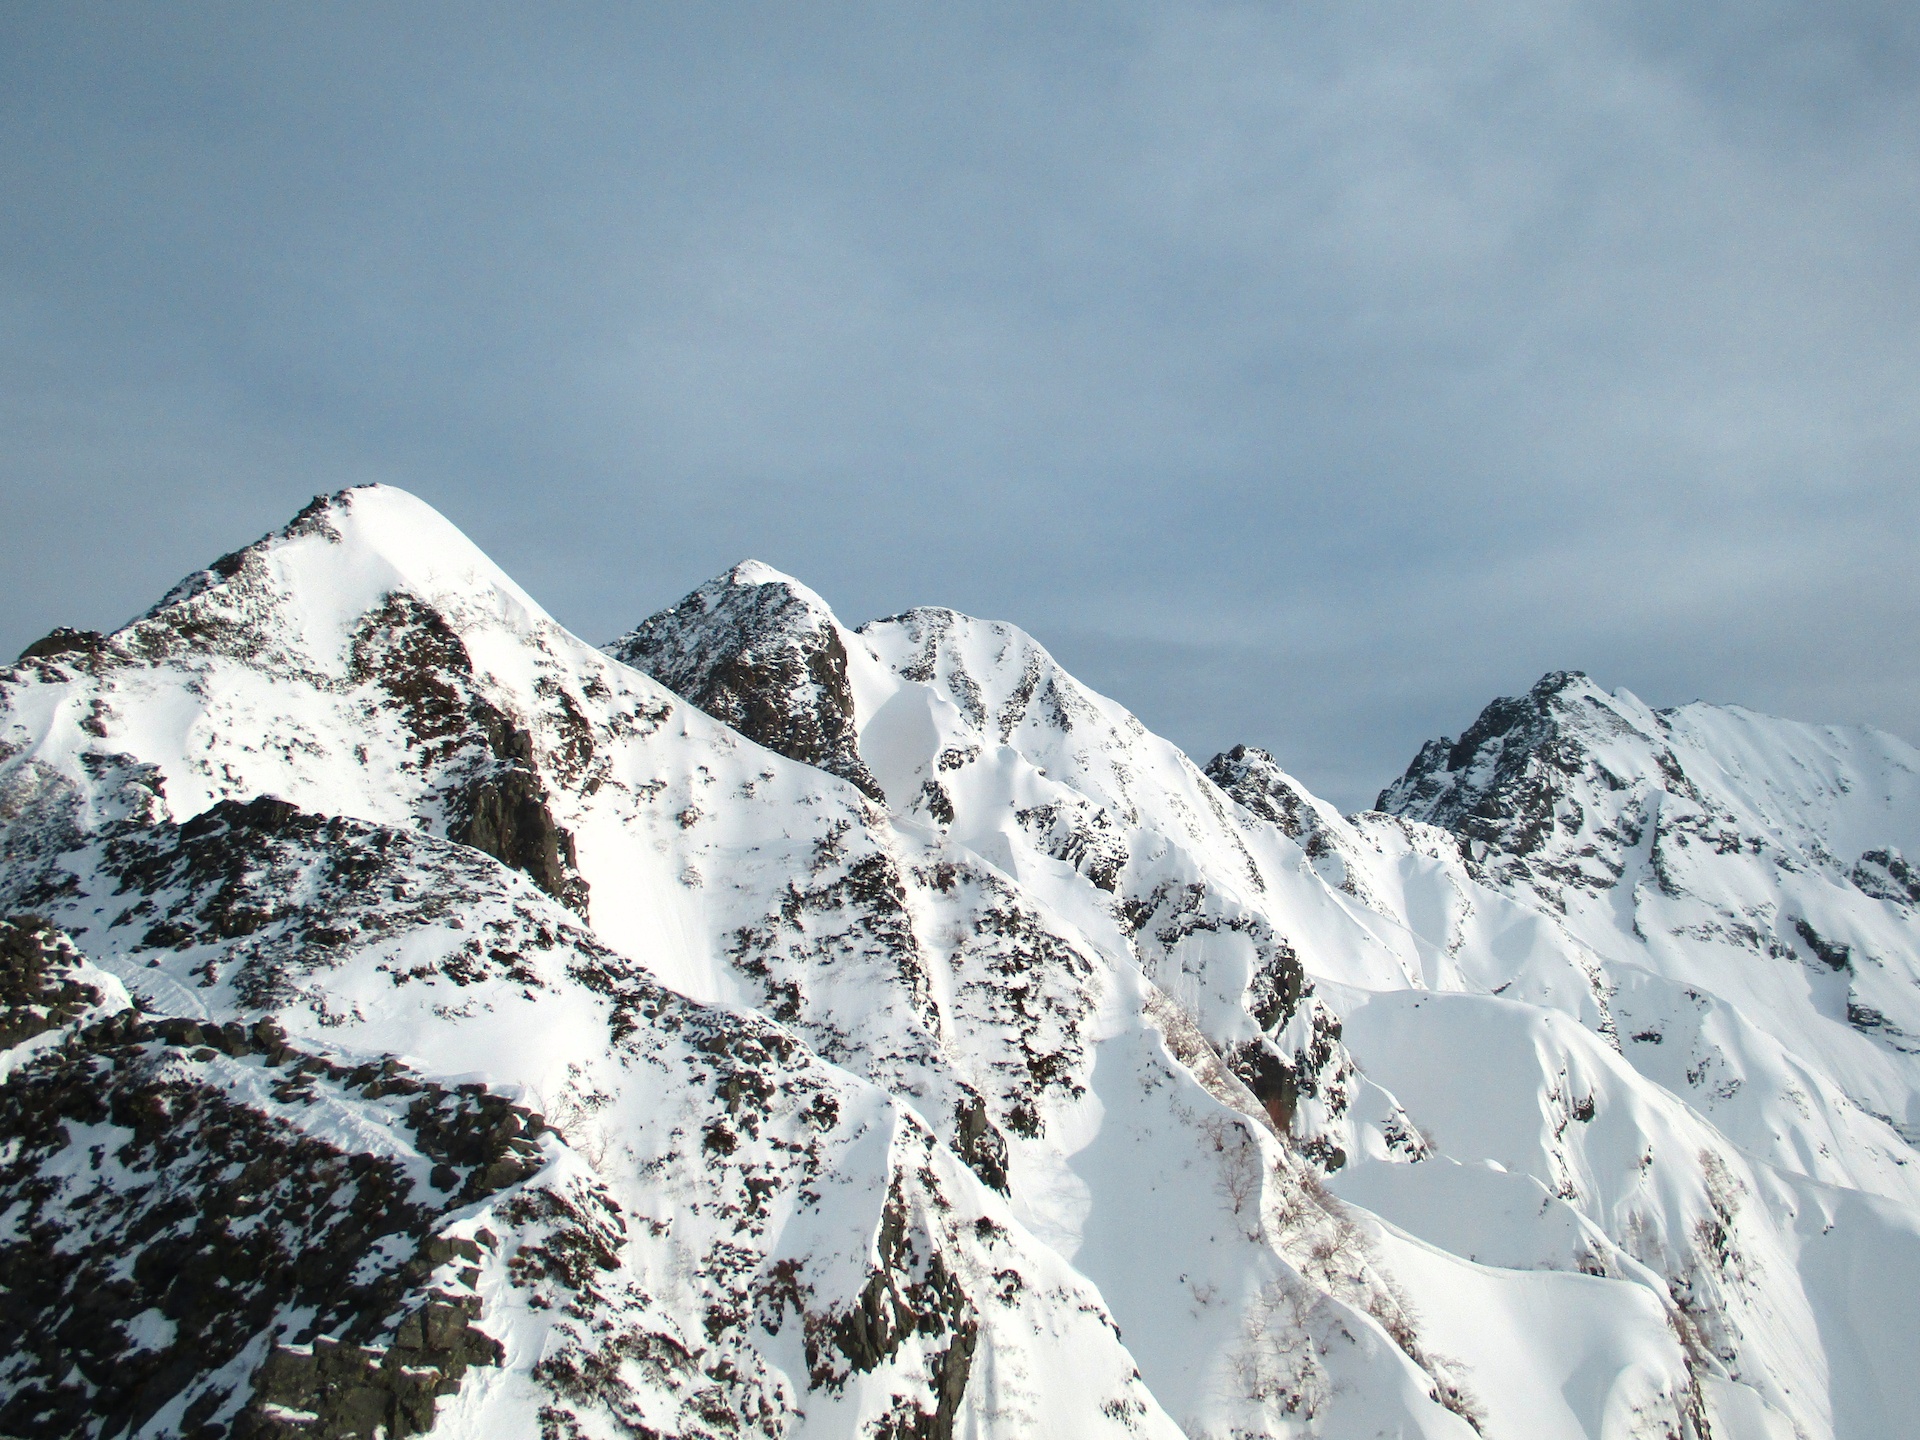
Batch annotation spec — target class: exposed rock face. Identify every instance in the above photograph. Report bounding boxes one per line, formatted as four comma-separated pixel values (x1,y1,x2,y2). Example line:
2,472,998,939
608,563,884,802
446,765,587,914
240,1293,504,1440
1854,847,1920,905
16,627,107,665
1374,670,1712,907
949,1091,1009,1194
78,792,594,1012
349,590,590,914
1207,745,1328,839
1378,671,1604,868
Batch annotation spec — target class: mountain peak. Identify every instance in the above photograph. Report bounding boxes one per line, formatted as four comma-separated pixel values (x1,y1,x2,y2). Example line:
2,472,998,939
1372,669,1660,893
724,557,812,591
1531,668,1594,700
5,485,553,696
145,483,546,639
606,562,883,801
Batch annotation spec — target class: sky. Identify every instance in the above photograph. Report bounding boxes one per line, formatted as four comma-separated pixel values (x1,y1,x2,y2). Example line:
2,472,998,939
3,3,1917,810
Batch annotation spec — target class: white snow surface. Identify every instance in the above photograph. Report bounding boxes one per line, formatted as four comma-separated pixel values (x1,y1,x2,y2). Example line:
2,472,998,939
1,487,1916,1439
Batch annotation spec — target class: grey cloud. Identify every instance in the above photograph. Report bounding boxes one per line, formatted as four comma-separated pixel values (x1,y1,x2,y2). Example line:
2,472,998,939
3,2,1915,809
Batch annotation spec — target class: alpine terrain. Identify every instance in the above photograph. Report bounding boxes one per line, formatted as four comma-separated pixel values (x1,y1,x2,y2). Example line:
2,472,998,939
3,484,1918,1440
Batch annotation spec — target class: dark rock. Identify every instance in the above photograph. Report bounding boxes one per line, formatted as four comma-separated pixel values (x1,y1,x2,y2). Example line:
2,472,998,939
86,793,605,1007
918,779,956,827
345,591,590,914
1207,745,1321,840
951,1091,1009,1194
347,594,480,760
17,627,106,664
0,916,102,1049
1228,1039,1300,1133
447,767,588,915
1854,848,1920,905
1376,672,1599,854
820,1180,979,1440
239,1298,500,1440
1373,670,1668,906
608,563,885,802
1205,746,1358,898
1793,917,1853,972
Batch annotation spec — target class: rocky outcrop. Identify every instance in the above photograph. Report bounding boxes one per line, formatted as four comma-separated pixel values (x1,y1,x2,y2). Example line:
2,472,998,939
811,1179,979,1440
350,591,590,914
1207,745,1326,839
608,563,884,802
1377,671,1602,856
1206,744,1380,905
0,924,547,1440
1854,848,1920,905
239,1297,504,1440
0,915,102,1048
446,764,588,914
15,627,107,665
950,1091,1009,1194
86,790,594,1012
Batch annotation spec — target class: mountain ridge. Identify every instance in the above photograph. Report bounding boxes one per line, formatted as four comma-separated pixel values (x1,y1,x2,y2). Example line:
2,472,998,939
2,484,1916,1440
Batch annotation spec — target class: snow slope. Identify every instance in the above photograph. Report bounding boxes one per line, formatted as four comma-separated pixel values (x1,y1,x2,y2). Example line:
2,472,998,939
615,562,1920,1440
1,489,1915,1439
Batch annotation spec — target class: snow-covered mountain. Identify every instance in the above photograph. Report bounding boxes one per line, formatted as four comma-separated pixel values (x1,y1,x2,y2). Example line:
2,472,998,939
3,487,1917,1440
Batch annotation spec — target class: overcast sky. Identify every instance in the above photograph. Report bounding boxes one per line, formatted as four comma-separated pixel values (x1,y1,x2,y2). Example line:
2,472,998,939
3,3,1916,809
